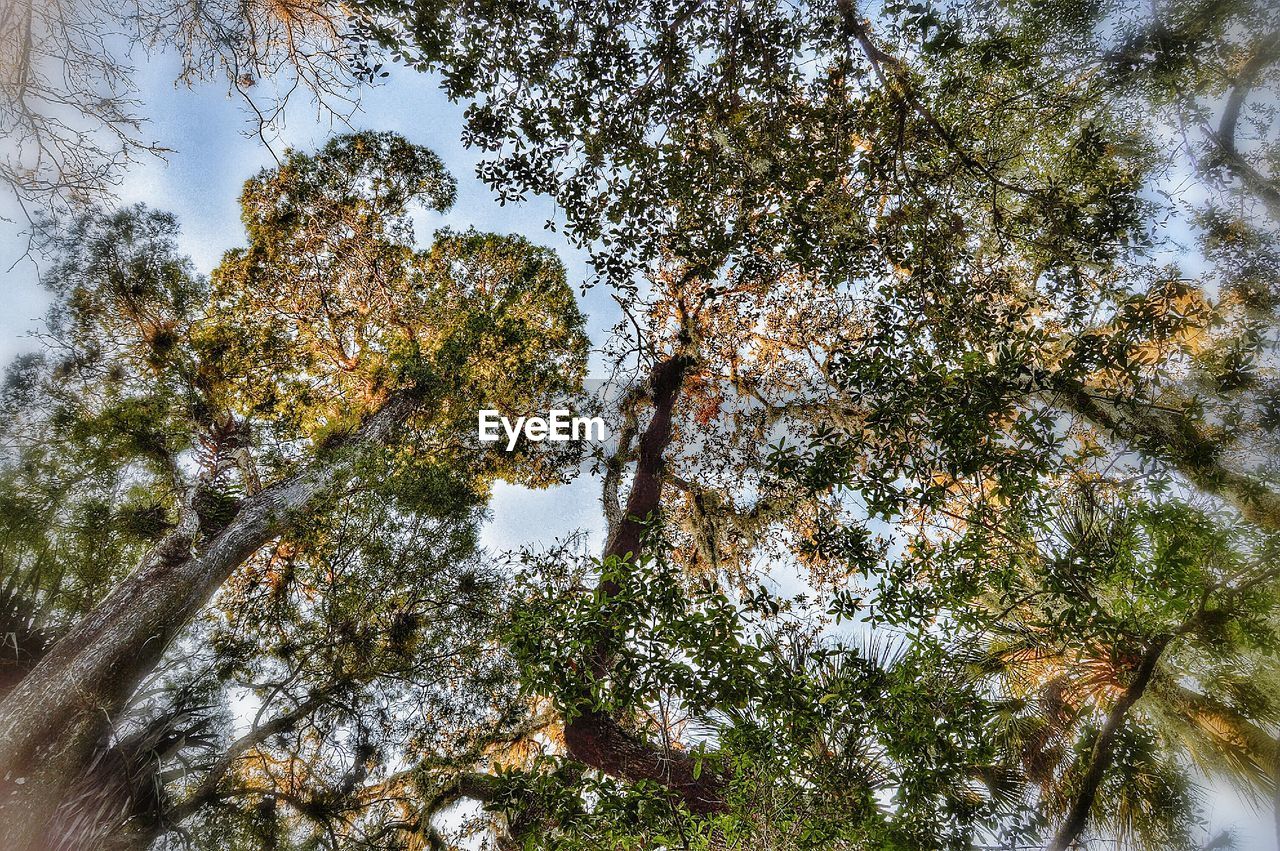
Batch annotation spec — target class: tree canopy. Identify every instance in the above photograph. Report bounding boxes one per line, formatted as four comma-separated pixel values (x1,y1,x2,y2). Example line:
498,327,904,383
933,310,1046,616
3,0,1280,850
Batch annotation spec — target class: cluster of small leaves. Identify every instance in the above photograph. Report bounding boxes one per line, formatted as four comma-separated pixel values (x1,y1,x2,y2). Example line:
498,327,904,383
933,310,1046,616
503,543,1023,848
506,545,767,719
350,0,1156,289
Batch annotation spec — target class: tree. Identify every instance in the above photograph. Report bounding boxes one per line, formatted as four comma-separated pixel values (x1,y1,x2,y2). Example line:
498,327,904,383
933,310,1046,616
4,0,1280,847
0,130,589,849
939,487,1280,849
346,0,1280,845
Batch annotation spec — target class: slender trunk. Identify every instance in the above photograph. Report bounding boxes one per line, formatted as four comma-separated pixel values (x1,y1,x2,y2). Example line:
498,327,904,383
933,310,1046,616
599,353,691,591
1047,637,1169,851
0,392,420,850
167,688,336,825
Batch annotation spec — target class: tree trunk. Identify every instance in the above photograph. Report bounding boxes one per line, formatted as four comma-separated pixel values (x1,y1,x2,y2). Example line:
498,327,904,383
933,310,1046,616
0,391,421,851
1047,637,1169,851
598,353,691,592
563,707,724,814
559,349,727,813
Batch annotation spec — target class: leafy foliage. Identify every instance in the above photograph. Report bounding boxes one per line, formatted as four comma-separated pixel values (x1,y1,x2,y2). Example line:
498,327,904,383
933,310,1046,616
5,0,1280,848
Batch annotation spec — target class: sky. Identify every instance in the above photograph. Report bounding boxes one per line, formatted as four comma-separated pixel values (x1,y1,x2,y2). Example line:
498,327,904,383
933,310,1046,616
0,41,1273,849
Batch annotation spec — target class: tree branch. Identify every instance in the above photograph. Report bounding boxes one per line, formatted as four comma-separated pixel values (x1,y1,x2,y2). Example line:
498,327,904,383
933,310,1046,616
835,0,1040,199
559,335,729,813
168,687,339,822
1047,635,1171,851
1052,377,1280,532
1204,31,1280,220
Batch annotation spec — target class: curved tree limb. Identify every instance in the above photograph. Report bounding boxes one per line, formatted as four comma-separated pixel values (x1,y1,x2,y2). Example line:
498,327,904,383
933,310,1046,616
559,333,730,813
835,0,1042,200
0,388,425,850
167,686,340,823
1204,30,1280,220
1047,635,1171,851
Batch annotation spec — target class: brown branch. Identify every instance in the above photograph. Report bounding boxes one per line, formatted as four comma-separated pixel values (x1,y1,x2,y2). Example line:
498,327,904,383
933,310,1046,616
1204,30,1280,220
599,351,693,578
563,708,725,815
1047,636,1171,851
168,687,338,822
559,336,729,813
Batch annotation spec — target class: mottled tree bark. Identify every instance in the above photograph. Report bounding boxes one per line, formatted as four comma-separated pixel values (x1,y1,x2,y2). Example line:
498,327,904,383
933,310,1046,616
0,391,421,851
597,353,692,584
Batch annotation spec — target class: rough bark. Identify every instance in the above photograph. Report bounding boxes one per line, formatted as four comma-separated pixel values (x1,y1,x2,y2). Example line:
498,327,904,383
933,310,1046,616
0,391,422,851
598,353,692,584
1047,637,1169,851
